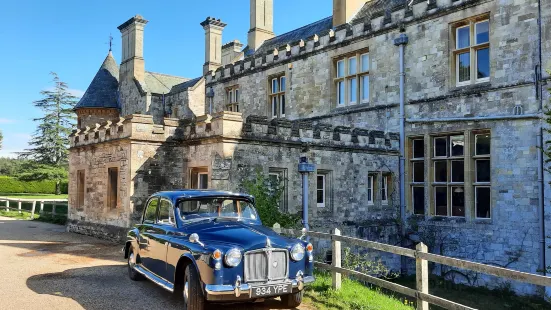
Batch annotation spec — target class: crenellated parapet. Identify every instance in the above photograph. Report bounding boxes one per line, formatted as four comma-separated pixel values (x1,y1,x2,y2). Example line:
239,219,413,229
69,114,180,148
180,112,399,152
206,0,483,85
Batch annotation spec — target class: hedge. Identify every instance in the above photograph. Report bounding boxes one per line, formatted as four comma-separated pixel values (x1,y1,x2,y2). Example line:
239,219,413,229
0,176,68,194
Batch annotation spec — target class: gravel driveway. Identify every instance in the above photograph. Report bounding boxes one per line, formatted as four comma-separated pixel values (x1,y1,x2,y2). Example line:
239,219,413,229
0,216,311,310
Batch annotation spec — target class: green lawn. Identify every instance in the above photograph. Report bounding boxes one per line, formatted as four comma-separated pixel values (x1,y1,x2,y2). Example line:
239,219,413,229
0,193,68,199
0,209,67,225
304,271,414,310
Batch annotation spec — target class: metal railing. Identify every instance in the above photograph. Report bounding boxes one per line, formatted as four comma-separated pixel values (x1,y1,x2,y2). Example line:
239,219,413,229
274,225,551,310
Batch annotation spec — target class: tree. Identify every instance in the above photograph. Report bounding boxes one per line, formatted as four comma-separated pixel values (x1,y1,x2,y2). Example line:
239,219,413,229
19,72,77,194
0,129,3,150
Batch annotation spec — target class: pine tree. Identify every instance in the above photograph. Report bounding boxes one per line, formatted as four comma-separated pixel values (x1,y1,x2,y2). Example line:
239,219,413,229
0,129,3,150
19,72,77,194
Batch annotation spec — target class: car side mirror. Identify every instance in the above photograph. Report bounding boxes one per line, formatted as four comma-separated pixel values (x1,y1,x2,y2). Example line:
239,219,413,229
189,233,205,247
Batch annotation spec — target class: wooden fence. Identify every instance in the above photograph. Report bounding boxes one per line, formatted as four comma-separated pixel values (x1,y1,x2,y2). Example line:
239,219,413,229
0,197,68,219
274,225,551,310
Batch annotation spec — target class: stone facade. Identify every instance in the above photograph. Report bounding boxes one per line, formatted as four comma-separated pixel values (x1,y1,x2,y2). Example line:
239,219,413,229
70,0,551,297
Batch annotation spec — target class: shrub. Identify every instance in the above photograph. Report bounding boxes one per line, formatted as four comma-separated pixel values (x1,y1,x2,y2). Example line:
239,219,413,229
0,176,68,194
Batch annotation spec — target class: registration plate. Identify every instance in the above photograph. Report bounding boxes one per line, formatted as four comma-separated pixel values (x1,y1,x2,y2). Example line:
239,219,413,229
251,283,292,297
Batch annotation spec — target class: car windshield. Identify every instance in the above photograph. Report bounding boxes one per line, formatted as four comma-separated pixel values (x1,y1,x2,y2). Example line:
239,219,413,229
178,198,259,222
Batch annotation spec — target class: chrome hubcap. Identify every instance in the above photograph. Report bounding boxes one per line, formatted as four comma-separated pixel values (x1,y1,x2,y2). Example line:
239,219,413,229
183,281,189,304
128,253,136,269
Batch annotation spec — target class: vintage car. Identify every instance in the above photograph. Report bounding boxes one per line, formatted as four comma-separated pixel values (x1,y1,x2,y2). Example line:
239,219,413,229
124,190,314,309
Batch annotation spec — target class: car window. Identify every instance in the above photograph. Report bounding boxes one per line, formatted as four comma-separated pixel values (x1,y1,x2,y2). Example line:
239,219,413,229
158,199,175,226
179,198,259,222
144,198,158,224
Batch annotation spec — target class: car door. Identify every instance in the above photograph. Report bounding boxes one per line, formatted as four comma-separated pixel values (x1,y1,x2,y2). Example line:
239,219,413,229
150,198,177,280
139,197,159,272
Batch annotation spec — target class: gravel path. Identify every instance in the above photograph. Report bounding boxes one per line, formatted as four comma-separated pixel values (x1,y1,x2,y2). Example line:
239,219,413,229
0,216,312,310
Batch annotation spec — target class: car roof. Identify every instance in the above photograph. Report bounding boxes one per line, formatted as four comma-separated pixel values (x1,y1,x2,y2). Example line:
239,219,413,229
152,189,254,202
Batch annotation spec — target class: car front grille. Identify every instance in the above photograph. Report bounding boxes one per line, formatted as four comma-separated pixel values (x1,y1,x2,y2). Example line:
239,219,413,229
244,248,288,282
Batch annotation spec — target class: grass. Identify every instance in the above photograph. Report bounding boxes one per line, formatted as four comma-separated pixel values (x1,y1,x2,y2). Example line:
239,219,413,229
0,193,68,199
0,209,67,225
392,275,550,310
303,271,414,310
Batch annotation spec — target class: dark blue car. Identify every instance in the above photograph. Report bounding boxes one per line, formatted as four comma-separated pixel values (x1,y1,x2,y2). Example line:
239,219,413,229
124,190,314,309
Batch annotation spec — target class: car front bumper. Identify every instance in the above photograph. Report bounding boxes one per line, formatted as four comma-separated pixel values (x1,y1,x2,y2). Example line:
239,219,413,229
204,276,315,302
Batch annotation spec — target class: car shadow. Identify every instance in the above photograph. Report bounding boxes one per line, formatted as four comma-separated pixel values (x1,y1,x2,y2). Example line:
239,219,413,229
26,265,301,310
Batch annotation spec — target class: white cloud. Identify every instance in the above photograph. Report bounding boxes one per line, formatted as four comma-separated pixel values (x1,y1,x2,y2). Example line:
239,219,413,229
0,118,15,124
0,132,31,158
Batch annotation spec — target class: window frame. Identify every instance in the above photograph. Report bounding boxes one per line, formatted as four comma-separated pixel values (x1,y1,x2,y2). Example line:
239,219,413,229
157,198,175,227
225,85,240,112
316,174,326,208
334,51,370,107
107,166,119,209
367,174,375,205
451,15,490,87
431,135,465,217
269,74,286,118
76,169,85,209
474,132,491,219
381,174,389,205
142,197,159,224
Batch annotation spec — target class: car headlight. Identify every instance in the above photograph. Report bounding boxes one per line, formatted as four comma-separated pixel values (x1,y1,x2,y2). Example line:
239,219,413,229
290,243,305,261
224,248,242,267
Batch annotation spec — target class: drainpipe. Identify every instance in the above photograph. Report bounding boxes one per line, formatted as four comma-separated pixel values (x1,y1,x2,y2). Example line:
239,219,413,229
394,33,408,274
536,0,546,279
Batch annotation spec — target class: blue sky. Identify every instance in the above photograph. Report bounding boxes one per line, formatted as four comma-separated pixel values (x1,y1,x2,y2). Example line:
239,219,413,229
0,0,332,157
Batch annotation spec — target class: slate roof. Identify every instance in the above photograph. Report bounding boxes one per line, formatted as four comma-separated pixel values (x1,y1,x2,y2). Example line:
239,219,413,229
144,72,190,94
351,0,407,24
168,77,203,94
76,52,120,109
246,16,333,56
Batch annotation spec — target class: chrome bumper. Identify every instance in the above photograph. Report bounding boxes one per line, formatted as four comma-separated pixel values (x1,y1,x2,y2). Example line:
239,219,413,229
204,276,315,301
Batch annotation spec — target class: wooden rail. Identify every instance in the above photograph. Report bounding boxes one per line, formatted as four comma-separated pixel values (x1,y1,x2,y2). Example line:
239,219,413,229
275,226,551,310
0,197,68,219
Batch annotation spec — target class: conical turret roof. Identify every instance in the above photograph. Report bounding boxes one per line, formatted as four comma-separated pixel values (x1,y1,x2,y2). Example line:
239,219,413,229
76,52,119,109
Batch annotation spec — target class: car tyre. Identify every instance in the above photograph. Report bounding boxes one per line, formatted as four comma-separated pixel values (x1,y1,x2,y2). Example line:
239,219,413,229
127,249,143,281
183,265,205,310
280,291,303,308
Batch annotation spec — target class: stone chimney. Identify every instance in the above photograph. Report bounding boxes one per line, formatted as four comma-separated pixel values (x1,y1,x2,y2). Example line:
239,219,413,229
201,17,227,75
117,15,148,82
248,0,275,52
333,0,365,27
221,40,244,66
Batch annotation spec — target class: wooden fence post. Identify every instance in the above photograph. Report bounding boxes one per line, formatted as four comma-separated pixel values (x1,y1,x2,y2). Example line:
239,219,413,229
416,242,429,310
3,200,7,211
40,201,44,214
332,228,342,290
18,200,22,214
31,201,36,219
52,203,56,216
272,223,281,234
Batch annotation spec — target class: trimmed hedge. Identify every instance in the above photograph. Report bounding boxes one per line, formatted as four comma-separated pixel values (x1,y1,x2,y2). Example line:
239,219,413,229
0,176,68,194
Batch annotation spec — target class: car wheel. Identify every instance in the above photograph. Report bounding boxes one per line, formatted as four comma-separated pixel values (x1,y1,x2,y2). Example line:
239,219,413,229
183,265,205,310
127,249,143,281
280,291,303,309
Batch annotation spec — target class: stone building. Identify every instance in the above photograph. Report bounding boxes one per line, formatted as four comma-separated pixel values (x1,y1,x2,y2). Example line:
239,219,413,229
69,0,551,296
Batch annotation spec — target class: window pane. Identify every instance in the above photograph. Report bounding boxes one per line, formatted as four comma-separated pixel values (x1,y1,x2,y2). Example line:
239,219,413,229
451,187,465,217
435,187,448,216
451,160,464,182
476,160,491,182
381,176,388,201
476,134,491,155
361,53,369,72
199,174,208,189
413,139,424,158
349,78,357,103
361,76,369,102
272,78,279,93
317,175,324,204
235,89,239,102
450,135,464,156
457,52,471,83
367,176,373,202
280,77,286,91
235,104,239,113
434,137,447,157
476,187,491,218
226,90,230,103
280,95,286,116
456,26,470,49
158,200,172,224
413,187,425,215
145,199,158,223
475,21,489,44
434,161,447,182
337,81,345,105
348,57,357,75
317,175,324,190
272,97,278,117
413,162,424,182
337,60,344,77
477,48,490,79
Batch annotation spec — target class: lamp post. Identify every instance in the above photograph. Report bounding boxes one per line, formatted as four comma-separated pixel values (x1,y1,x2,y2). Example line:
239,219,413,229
298,156,315,230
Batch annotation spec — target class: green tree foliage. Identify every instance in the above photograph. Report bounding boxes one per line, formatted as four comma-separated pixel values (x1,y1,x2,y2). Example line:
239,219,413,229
0,176,68,194
0,158,31,176
242,170,300,228
19,72,77,194
0,129,3,150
